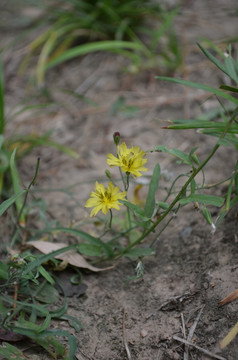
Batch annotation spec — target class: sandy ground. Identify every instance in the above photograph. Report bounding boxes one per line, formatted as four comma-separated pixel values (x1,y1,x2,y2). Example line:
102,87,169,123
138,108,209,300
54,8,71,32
1,0,238,359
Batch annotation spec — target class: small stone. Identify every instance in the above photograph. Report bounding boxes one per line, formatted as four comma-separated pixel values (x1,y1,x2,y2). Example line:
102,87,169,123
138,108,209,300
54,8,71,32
140,329,148,338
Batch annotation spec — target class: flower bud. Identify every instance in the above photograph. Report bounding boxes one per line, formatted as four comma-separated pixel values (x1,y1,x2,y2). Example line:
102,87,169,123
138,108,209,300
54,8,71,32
113,132,120,146
105,169,112,180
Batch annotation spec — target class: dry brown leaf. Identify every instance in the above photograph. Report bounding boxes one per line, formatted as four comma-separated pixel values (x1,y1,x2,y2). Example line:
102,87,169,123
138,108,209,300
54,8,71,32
220,321,238,349
28,240,113,272
218,289,238,306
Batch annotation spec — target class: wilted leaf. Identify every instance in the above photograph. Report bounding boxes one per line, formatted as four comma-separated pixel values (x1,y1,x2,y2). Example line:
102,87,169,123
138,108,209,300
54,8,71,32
220,321,238,349
0,328,25,342
27,241,112,272
218,289,238,306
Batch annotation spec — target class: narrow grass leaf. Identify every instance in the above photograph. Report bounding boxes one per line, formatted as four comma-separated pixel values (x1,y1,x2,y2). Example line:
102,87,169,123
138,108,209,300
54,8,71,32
197,43,229,78
144,164,160,218
119,200,150,221
0,190,25,216
9,148,25,225
202,205,213,225
220,321,238,349
38,265,55,285
180,194,224,207
60,314,83,332
0,55,5,134
220,84,238,93
124,247,155,259
163,120,238,133
0,260,8,280
77,243,103,257
153,145,192,165
156,76,238,105
225,177,234,211
0,342,27,359
48,227,113,257
224,52,238,85
46,41,146,70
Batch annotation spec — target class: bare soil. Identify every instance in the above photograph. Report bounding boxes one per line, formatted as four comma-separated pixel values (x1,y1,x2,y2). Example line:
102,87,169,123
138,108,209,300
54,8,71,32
1,1,238,359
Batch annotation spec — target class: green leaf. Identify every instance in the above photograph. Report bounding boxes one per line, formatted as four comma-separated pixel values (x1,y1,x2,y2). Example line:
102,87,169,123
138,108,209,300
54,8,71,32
77,243,103,257
32,282,60,304
197,43,230,79
60,314,83,332
156,76,238,105
152,145,192,165
9,148,25,224
0,55,5,135
46,41,147,70
119,200,150,221
202,205,213,225
220,84,238,93
224,51,238,85
22,244,78,276
180,194,224,207
124,247,155,259
157,201,169,210
38,265,55,285
0,260,8,280
144,164,160,218
190,179,196,195
0,190,26,216
48,227,113,257
0,343,27,359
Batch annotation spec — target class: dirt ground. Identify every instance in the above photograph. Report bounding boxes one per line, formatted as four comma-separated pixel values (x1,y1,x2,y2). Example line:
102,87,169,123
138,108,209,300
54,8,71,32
1,0,238,359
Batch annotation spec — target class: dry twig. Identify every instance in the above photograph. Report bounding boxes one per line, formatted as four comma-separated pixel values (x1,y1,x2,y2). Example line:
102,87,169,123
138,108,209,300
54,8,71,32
184,305,205,359
122,308,132,360
173,336,226,360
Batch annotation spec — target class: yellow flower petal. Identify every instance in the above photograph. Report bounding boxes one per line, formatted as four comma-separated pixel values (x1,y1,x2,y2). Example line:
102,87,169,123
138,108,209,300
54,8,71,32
85,182,127,217
107,142,148,178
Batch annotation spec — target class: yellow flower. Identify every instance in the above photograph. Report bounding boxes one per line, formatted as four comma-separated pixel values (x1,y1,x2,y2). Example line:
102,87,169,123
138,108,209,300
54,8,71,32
107,142,148,177
85,181,127,217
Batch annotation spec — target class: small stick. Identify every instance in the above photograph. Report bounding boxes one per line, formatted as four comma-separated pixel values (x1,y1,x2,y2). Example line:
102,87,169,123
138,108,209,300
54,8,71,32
187,306,205,342
184,306,205,360
122,308,132,360
13,283,18,309
181,313,186,339
173,336,227,360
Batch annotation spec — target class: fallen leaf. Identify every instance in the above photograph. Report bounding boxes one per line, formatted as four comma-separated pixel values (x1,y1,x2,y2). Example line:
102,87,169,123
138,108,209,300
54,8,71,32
218,289,238,306
0,328,25,342
220,320,238,349
27,241,113,272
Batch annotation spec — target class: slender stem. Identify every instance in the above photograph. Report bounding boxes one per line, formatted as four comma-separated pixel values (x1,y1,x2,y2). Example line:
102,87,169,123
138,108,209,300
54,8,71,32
17,157,40,225
108,209,113,229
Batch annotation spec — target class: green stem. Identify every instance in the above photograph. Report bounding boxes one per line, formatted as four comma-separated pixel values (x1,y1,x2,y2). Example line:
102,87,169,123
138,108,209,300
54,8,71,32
17,158,40,225
114,109,237,258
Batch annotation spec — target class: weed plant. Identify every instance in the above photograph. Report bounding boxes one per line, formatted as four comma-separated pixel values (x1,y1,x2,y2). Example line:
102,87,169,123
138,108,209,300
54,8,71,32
0,41,237,358
20,0,181,85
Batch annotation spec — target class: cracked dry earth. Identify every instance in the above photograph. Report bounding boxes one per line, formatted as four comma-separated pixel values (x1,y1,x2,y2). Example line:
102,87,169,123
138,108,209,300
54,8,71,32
1,0,238,359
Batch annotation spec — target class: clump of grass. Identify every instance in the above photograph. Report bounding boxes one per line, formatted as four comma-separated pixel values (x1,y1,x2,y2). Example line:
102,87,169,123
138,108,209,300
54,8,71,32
20,0,182,85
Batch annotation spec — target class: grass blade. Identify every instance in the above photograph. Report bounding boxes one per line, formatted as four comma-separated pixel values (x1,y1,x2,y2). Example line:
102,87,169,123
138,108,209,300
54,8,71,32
46,40,147,70
9,148,25,226
144,164,160,218
0,54,4,134
0,190,26,216
180,194,224,207
156,76,238,105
